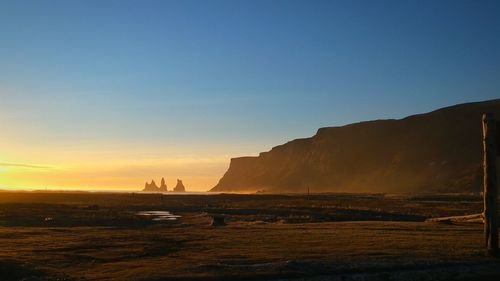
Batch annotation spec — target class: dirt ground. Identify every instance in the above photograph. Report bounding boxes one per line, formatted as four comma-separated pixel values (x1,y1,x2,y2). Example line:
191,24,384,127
0,191,498,280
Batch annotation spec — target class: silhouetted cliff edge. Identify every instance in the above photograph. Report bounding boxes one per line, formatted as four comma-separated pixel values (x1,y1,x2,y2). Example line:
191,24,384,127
211,99,500,194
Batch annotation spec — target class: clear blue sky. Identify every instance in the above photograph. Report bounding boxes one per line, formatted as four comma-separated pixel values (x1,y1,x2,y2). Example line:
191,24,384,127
0,0,499,190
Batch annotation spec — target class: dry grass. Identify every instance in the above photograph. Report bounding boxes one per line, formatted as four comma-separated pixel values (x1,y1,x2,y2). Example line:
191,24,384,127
0,191,496,280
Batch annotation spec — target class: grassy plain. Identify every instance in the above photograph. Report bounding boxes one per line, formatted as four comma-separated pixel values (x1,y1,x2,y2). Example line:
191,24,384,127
0,191,498,280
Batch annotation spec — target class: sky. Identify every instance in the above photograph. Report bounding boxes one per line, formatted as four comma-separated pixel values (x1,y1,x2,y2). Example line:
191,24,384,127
0,0,499,191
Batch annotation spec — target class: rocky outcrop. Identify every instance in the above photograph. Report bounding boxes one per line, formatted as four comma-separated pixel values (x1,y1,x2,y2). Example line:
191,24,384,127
143,179,159,192
159,177,168,192
142,178,186,192
173,179,186,192
211,99,500,194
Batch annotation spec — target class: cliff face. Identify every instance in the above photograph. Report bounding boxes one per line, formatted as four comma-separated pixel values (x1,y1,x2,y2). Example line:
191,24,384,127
211,99,500,194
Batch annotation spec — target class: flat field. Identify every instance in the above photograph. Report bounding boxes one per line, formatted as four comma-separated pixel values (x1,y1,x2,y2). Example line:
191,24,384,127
0,191,498,281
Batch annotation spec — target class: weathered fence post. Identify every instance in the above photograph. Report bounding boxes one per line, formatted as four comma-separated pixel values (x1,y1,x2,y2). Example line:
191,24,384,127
482,113,498,256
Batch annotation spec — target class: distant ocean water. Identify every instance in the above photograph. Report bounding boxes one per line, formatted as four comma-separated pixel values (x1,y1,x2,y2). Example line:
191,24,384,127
78,190,218,195
133,191,218,195
0,189,218,195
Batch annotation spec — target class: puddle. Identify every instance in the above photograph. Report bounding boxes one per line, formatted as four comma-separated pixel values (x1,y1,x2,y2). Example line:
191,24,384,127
136,211,181,221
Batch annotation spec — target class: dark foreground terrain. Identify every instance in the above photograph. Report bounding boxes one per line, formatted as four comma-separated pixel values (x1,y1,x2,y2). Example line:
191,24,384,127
0,191,499,280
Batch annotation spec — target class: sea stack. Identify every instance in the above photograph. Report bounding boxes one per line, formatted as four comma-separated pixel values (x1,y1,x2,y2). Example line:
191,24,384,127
173,179,186,192
159,177,168,192
143,179,159,192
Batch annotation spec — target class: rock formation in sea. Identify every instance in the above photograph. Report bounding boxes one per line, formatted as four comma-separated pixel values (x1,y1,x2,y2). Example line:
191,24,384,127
142,178,186,192
143,179,160,192
159,177,168,192
211,99,500,194
173,179,186,192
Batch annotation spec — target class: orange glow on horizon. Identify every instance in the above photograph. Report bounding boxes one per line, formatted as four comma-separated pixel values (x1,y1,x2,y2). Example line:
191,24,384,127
0,141,233,192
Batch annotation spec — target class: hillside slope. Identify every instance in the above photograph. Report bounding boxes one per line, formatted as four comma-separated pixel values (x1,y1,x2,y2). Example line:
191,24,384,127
211,99,500,193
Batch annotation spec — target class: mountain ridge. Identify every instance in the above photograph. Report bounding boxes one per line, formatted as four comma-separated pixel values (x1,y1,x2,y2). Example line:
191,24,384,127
211,99,500,193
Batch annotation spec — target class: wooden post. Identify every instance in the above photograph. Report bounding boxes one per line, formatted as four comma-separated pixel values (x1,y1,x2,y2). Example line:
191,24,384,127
483,113,498,256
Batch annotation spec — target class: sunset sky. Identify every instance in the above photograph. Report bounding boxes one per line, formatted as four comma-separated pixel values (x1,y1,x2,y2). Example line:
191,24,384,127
1,0,499,191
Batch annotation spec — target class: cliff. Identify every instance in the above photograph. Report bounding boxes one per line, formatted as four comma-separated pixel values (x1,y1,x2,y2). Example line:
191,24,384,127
211,99,500,194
